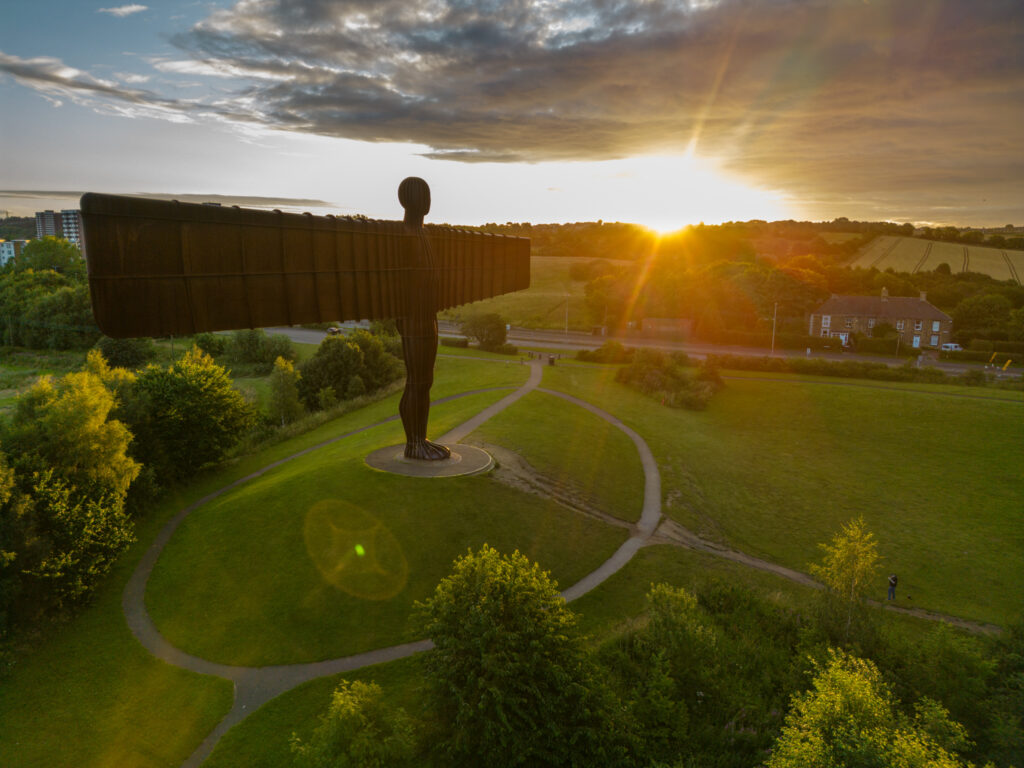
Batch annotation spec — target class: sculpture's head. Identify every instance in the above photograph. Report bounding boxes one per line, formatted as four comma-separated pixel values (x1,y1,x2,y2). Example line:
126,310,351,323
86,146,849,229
398,177,431,219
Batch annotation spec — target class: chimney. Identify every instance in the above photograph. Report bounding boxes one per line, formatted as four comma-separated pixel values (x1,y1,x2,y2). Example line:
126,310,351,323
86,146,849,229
919,291,927,302
881,287,888,302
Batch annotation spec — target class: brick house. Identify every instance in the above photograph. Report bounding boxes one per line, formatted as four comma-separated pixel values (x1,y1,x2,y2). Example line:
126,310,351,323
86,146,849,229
808,288,953,349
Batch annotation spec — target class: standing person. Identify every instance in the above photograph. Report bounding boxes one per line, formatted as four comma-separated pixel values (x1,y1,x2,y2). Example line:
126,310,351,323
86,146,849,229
887,573,898,600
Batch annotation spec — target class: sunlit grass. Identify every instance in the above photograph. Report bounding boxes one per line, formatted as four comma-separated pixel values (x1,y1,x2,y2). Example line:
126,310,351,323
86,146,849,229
472,389,644,522
542,364,1024,626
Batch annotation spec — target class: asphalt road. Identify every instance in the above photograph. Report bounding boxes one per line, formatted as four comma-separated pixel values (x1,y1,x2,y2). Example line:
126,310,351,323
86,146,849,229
267,322,992,375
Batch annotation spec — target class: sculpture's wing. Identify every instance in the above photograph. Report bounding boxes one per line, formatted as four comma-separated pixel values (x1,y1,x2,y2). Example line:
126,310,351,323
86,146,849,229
81,193,530,338
427,226,531,313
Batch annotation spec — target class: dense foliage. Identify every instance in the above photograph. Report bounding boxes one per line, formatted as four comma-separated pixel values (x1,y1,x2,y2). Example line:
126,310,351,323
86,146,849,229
302,541,1021,768
415,546,625,766
297,330,402,410
614,348,724,409
291,680,415,768
0,366,139,629
459,312,510,352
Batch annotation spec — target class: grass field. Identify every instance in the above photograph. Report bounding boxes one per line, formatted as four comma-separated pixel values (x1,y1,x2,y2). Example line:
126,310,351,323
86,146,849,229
440,255,628,331
145,386,629,665
541,364,1023,626
4,350,1021,767
854,236,1022,283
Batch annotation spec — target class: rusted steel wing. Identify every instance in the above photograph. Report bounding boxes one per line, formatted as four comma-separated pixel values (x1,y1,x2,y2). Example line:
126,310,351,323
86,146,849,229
80,193,530,338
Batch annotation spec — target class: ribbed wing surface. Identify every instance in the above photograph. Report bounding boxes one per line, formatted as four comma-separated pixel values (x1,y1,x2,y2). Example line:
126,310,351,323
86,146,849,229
81,193,530,338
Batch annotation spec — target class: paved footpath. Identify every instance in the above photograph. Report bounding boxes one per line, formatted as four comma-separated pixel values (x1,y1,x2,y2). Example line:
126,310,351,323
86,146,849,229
123,357,996,768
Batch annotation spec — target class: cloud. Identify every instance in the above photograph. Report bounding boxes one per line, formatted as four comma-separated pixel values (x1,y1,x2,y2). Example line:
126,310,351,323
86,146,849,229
5,1,1024,220
98,4,148,17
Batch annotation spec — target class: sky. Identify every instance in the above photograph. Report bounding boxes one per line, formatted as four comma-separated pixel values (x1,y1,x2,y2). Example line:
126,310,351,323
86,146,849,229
1,0,1022,232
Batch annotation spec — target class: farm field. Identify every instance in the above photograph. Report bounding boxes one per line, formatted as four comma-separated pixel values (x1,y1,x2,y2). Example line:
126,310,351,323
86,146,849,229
854,235,1023,283
440,254,629,331
3,352,1021,768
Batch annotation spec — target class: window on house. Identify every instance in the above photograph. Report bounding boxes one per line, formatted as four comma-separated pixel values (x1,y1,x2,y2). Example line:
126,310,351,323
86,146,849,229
845,317,855,329
896,320,905,331
932,320,940,332
914,320,923,331
820,329,830,338
930,335,939,346
821,315,831,328
867,318,875,329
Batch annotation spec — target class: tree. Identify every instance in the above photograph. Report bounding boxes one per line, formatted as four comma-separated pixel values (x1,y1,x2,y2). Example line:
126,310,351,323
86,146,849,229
768,650,977,768
131,347,253,480
14,237,86,278
810,517,880,644
298,336,364,409
291,680,415,768
460,313,508,351
95,335,155,369
951,294,1012,333
4,369,140,504
346,329,402,391
267,356,303,426
415,546,620,766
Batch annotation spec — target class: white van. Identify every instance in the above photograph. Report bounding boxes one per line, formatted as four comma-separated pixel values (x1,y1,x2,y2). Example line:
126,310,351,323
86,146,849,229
940,343,963,351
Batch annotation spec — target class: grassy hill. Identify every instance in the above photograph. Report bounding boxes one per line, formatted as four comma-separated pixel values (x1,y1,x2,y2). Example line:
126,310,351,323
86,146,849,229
2,352,1021,767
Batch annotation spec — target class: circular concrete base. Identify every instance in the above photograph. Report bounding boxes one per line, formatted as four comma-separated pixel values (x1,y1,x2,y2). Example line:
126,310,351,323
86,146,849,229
365,444,494,478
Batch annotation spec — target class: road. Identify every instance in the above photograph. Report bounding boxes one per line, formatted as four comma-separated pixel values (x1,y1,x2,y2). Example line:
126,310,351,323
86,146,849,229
268,322,990,376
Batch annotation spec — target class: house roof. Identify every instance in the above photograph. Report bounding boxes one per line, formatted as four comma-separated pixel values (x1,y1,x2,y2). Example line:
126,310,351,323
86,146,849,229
814,295,951,321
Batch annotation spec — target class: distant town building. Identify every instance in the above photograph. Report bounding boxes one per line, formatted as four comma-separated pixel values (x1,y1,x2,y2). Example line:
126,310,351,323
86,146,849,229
809,288,952,349
0,239,28,266
34,209,83,246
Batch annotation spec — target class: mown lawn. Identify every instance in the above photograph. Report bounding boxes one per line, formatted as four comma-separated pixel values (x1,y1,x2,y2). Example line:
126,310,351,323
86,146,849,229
0,353,529,767
541,363,1024,626
146,385,628,665
473,389,645,522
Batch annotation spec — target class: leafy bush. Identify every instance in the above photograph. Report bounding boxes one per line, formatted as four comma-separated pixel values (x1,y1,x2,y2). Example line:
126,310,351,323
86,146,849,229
415,546,621,766
440,336,469,348
298,333,400,410
291,680,414,768
226,329,296,373
191,332,226,356
616,348,723,410
577,340,636,364
129,347,254,481
459,312,508,351
95,336,154,369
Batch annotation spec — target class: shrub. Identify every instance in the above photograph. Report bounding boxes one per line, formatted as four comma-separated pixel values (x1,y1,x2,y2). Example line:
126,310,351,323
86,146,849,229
95,336,154,369
129,347,254,481
493,342,518,355
577,340,636,364
191,332,226,356
459,313,508,351
616,348,723,410
440,336,469,348
291,680,414,768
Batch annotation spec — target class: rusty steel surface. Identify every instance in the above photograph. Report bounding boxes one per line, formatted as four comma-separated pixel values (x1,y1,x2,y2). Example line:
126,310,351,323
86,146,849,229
80,193,530,338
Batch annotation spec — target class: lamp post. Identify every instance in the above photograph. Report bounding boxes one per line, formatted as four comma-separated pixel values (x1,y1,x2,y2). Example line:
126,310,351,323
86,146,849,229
771,302,778,355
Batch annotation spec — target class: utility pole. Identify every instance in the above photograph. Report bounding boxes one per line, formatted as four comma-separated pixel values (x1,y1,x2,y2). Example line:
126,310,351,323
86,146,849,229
771,302,778,355
565,294,569,335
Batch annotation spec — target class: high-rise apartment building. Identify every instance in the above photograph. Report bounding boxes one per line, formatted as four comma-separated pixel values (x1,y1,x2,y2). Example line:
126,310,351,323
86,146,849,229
35,209,84,246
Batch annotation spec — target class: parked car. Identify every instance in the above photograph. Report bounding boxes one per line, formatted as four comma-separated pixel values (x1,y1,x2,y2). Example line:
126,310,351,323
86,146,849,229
940,343,963,351
327,326,342,335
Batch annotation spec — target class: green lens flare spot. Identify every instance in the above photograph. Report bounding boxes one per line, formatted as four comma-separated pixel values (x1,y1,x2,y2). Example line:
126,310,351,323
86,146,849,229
354,544,365,557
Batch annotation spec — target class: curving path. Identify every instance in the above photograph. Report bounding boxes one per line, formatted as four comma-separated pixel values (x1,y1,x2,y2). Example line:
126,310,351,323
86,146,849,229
124,358,995,767
124,359,665,767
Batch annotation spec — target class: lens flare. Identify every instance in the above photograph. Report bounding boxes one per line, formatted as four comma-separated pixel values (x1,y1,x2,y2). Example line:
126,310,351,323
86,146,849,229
303,499,408,600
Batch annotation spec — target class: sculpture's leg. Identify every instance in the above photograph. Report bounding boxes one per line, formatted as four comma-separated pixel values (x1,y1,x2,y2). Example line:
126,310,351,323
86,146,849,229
397,314,451,460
